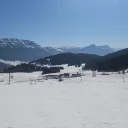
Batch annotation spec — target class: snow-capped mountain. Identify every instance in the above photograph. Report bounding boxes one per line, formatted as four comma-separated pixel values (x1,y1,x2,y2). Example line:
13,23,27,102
58,46,81,53
0,38,119,62
79,44,115,56
43,46,63,54
57,44,116,56
41,44,117,57
0,38,41,49
0,38,51,61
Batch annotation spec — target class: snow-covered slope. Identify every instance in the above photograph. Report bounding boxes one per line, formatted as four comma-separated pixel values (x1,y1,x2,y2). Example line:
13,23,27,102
0,38,51,61
0,67,128,128
0,38,42,49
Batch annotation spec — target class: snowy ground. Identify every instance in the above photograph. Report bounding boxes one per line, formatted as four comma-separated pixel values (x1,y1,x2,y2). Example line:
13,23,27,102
0,67,128,128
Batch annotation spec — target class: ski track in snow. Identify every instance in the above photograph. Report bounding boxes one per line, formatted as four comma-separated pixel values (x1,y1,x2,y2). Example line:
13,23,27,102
0,67,128,128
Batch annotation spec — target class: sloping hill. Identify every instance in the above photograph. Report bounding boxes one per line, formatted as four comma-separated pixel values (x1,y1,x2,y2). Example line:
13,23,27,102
85,48,128,71
32,53,101,66
34,48,128,72
1,48,128,72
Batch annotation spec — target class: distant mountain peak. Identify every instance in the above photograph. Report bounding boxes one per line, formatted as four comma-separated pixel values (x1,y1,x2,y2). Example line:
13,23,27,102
89,44,96,47
0,37,120,61
0,38,50,61
0,38,40,49
0,38,42,49
59,46,80,49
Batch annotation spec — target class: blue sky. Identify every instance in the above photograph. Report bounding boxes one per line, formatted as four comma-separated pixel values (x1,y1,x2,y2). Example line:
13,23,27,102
0,0,128,48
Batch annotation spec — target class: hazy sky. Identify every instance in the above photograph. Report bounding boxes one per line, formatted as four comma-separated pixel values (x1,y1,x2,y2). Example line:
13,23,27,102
0,0,128,48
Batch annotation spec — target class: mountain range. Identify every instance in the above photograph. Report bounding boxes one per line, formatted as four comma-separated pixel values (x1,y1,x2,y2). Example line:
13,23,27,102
58,44,117,55
2,47,128,72
33,48,128,72
0,38,119,61
0,38,51,61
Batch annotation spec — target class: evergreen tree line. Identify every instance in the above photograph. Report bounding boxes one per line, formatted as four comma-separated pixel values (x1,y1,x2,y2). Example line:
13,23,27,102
0,63,64,73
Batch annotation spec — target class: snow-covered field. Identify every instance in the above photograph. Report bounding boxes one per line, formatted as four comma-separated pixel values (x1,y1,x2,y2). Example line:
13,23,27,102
0,67,128,128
